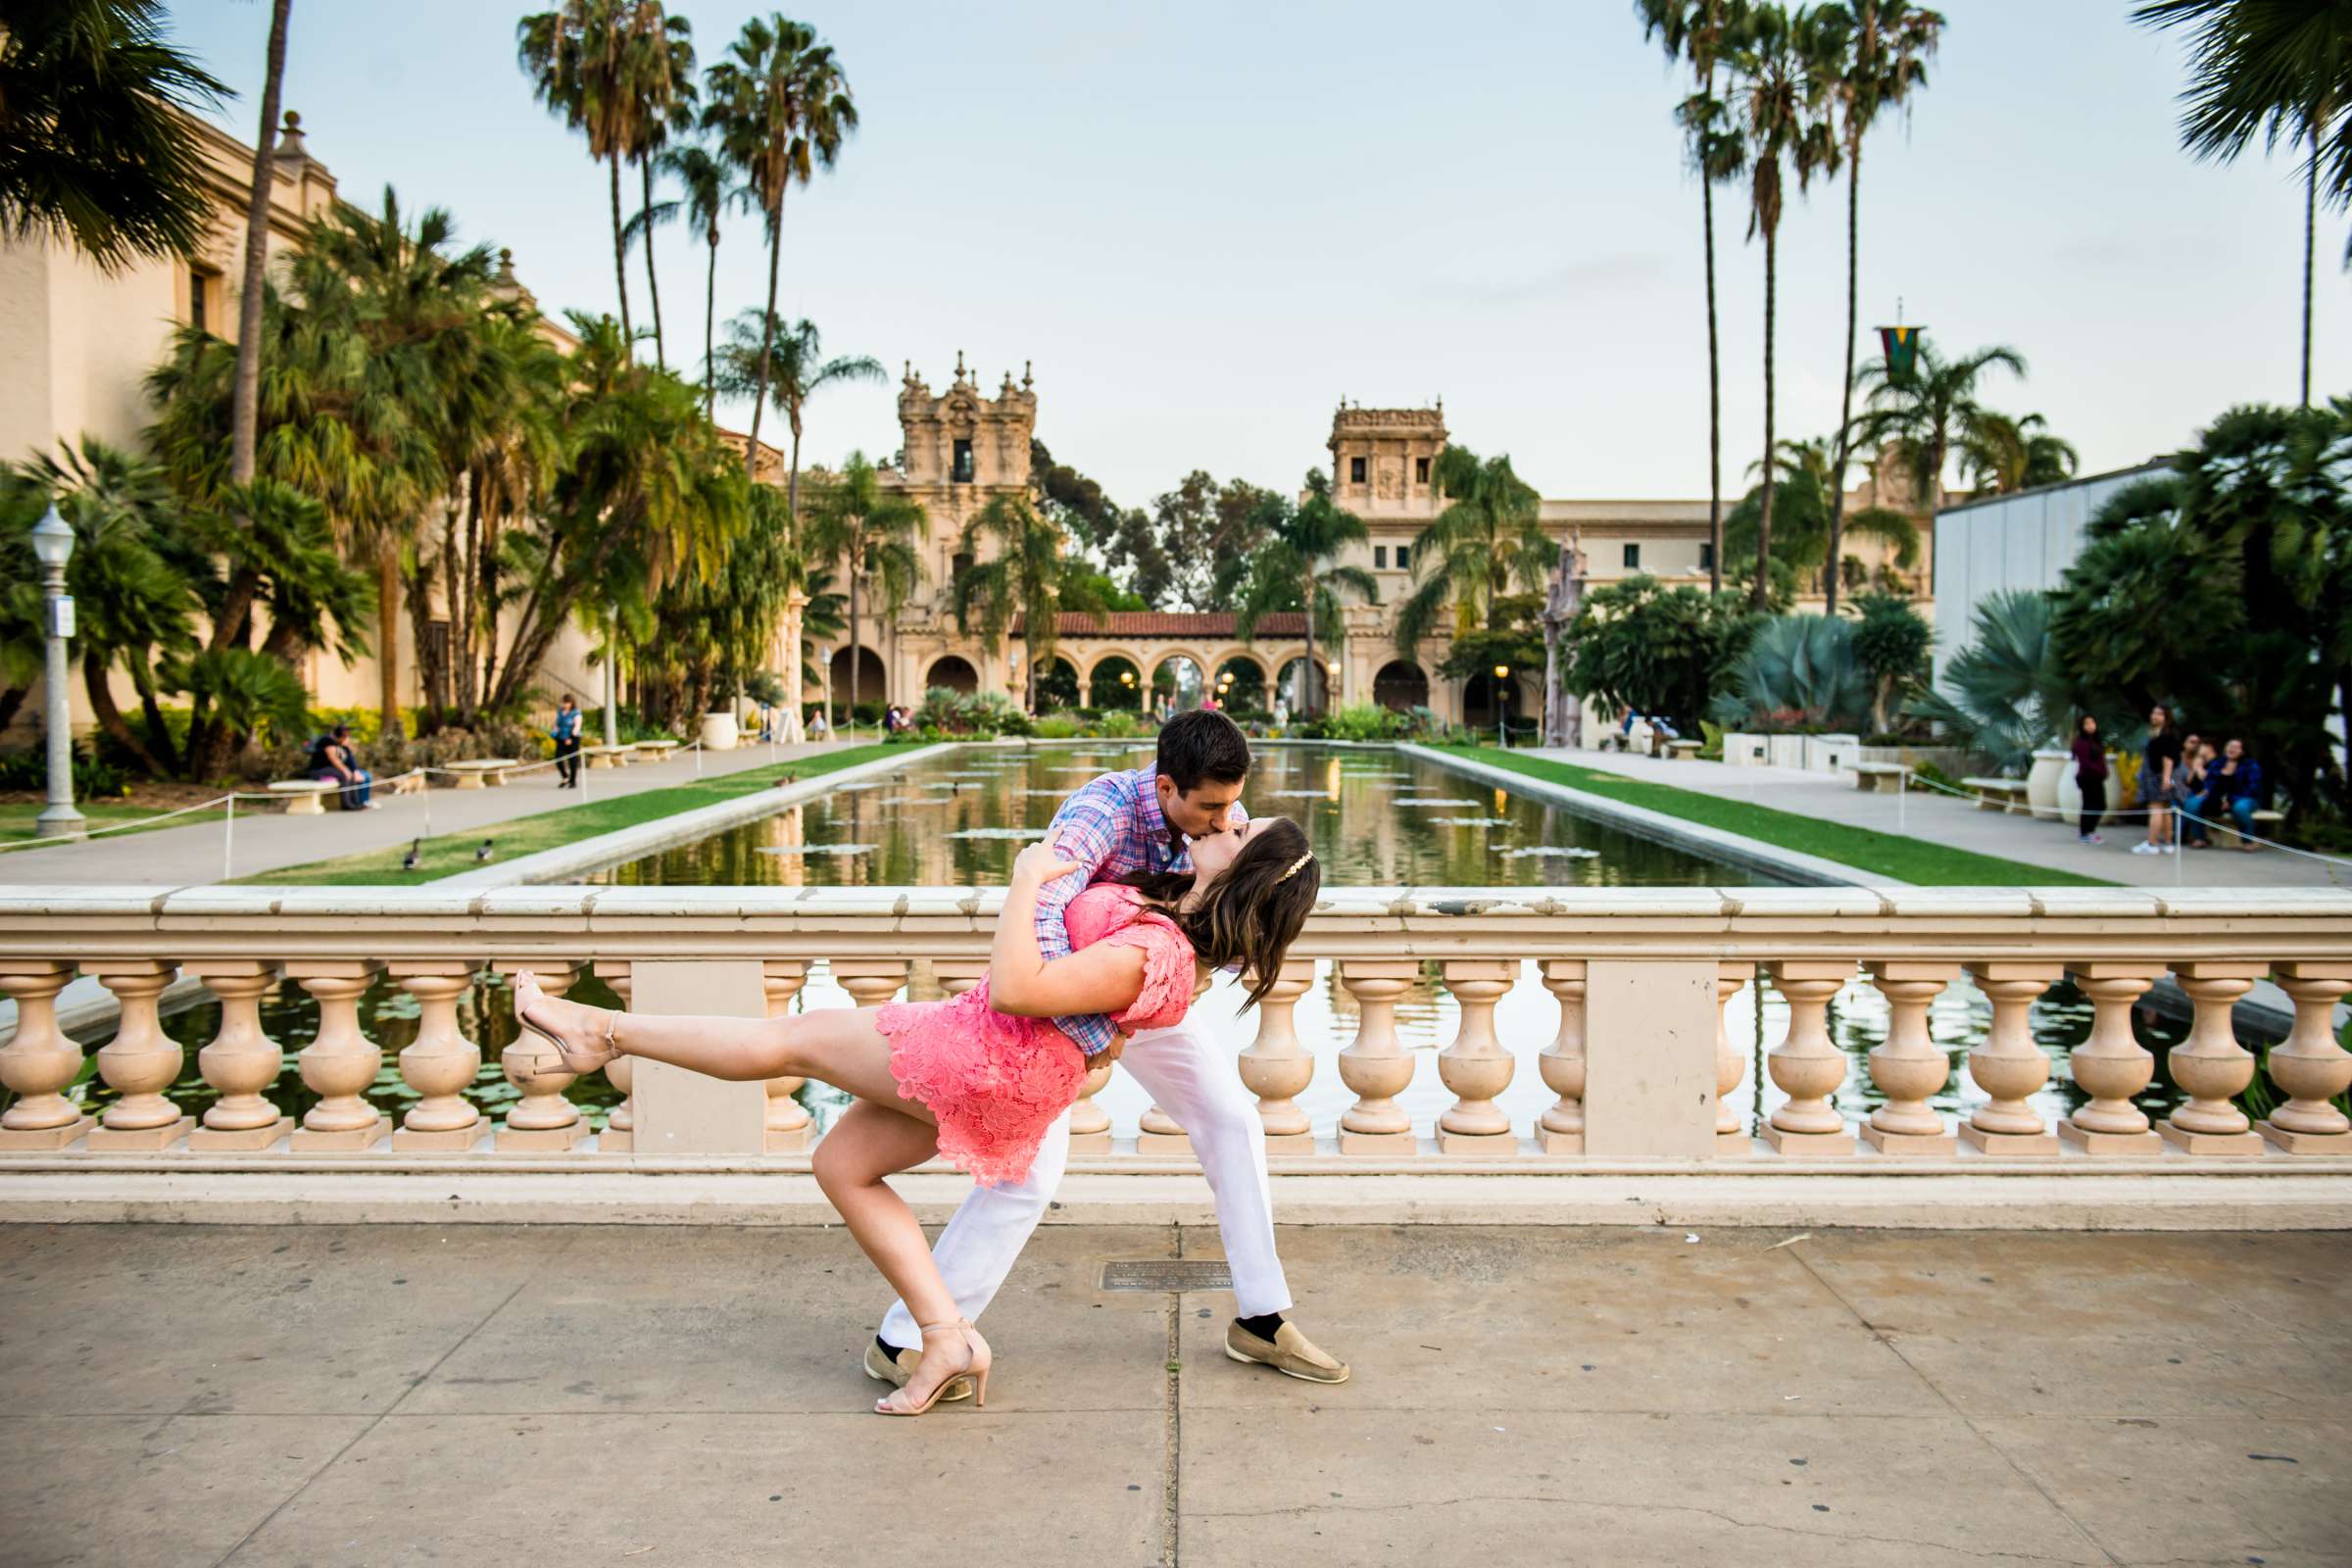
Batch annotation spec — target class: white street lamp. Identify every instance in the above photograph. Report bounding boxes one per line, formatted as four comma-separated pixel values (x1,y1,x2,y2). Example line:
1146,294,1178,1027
31,505,84,838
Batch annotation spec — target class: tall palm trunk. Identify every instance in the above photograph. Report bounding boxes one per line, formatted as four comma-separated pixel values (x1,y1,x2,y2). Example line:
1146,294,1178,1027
1300,566,1319,717
1754,226,1778,613
702,230,718,419
843,552,858,725
377,537,405,738
640,158,665,370
2302,116,2318,409
1702,139,1723,597
608,157,633,347
746,190,785,471
787,416,802,536
1825,138,1861,615
230,0,291,486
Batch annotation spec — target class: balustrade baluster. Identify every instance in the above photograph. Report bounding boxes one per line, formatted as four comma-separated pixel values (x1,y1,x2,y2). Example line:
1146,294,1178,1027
286,961,389,1152
2259,962,2352,1153
493,960,590,1152
187,960,292,1152
760,960,814,1153
1436,959,1516,1154
594,962,634,1152
2160,961,2267,1155
1338,960,1419,1154
388,961,484,1151
2060,963,2167,1154
1861,961,1961,1155
1239,959,1316,1153
1762,960,1855,1154
1960,962,2063,1155
0,960,90,1149
1714,962,1755,1154
85,959,191,1151
1536,960,1586,1155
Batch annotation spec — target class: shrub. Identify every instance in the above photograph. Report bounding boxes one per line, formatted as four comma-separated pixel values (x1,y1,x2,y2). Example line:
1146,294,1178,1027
1302,702,1413,742
0,746,129,799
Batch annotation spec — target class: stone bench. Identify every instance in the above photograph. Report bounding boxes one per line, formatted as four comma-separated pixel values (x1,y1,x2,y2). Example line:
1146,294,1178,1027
1665,739,1703,761
1850,761,1910,795
1961,776,2030,814
632,740,682,762
584,745,633,770
2213,807,2287,851
444,759,518,790
266,779,335,815
383,771,425,796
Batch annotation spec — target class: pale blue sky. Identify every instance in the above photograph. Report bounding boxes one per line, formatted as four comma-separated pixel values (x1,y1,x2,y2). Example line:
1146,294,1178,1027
172,0,2339,506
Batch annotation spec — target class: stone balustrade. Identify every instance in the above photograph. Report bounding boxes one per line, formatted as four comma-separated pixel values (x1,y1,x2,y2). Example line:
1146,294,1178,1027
2,885,2349,1165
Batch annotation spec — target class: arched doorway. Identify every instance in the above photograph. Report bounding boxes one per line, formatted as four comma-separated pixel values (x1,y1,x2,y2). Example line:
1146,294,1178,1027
924,656,978,695
1033,656,1081,711
1373,660,1429,712
1213,658,1266,715
1150,655,1204,715
1277,656,1334,718
1089,655,1142,710
1462,666,1521,736
829,645,887,714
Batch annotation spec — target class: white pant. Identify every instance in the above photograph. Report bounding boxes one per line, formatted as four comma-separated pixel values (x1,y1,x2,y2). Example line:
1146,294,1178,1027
880,1017,1292,1348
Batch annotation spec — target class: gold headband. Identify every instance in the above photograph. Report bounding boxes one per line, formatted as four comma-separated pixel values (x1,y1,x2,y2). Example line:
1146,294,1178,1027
1276,851,1314,884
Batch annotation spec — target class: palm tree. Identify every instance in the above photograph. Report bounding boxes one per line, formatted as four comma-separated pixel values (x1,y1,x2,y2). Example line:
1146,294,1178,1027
1820,1,1942,616
625,6,696,371
952,494,1109,714
1728,435,1919,593
1852,339,2029,528
659,142,751,418
806,452,923,721
1731,2,1843,612
2133,2,2352,407
519,1,688,353
1638,1,1751,593
1959,411,2080,496
1221,471,1377,718
711,312,884,536
0,0,225,270
230,0,295,491
703,15,858,471
1396,447,1553,659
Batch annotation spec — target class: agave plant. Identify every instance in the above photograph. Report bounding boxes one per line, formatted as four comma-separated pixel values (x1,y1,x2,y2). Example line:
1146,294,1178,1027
1907,589,2077,773
1709,613,1872,732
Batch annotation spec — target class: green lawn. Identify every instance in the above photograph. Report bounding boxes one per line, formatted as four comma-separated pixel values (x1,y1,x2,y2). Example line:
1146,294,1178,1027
0,799,217,847
1427,745,2113,887
233,743,903,886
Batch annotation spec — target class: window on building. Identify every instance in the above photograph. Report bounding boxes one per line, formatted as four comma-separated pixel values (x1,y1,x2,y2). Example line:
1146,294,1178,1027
1414,456,1430,485
1698,541,1715,572
952,551,974,582
188,269,209,333
1349,456,1366,484
951,438,974,483
1396,543,1411,571
1371,545,1386,569
1623,543,1641,570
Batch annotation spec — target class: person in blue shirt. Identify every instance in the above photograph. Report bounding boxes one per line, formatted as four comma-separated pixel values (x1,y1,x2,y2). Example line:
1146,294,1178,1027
551,696,582,789
2195,737,2264,850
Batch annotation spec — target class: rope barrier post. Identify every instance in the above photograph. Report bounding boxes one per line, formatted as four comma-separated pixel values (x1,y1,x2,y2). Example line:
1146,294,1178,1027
1899,766,1908,835
221,795,233,882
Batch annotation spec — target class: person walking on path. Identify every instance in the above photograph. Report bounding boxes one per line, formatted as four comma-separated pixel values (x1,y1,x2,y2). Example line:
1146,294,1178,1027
551,696,582,789
2132,704,2183,856
2071,715,2108,844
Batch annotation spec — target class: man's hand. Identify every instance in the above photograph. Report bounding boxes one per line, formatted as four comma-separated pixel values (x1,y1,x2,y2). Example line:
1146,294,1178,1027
1012,838,1088,889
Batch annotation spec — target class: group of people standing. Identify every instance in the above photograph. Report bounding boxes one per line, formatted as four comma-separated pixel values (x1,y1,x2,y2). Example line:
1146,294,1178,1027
2069,704,2265,852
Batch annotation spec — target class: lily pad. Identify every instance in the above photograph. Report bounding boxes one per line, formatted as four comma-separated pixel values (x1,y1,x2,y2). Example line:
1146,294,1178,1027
1431,816,1513,826
1502,846,1601,859
947,827,1056,840
757,843,878,857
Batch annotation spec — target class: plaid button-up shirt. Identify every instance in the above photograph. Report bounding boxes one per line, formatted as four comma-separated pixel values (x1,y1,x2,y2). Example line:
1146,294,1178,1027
1035,764,1247,1055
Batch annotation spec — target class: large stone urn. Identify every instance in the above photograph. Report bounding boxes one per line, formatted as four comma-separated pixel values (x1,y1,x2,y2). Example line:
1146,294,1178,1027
699,711,740,752
2026,748,2069,823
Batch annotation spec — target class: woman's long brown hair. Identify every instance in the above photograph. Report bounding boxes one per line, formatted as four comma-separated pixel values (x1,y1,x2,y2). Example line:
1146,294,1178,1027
1119,816,1320,1009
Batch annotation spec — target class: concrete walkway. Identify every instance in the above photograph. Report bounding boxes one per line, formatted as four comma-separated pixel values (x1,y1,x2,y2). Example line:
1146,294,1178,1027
1537,748,2352,889
0,739,861,888
1,1222,2343,1567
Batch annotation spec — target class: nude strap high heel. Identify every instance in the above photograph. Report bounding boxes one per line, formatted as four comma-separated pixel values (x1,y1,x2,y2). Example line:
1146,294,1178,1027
510,971,619,1080
875,1319,990,1415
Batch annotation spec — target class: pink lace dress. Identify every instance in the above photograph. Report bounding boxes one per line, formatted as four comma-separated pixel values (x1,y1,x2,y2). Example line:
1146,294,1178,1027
875,883,1197,1186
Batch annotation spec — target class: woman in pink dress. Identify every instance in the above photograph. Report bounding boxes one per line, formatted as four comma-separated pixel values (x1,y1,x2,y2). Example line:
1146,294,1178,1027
512,812,1319,1415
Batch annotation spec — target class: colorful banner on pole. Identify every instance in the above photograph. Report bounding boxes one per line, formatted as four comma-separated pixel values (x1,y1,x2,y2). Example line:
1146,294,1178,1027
1878,324,1927,380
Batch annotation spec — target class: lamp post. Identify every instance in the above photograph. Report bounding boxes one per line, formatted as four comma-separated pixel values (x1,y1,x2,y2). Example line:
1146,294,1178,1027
31,505,84,839
1493,663,1510,752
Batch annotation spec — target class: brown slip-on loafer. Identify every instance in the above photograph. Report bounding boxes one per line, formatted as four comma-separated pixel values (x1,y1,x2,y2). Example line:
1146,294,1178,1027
861,1339,975,1402
1224,1320,1350,1384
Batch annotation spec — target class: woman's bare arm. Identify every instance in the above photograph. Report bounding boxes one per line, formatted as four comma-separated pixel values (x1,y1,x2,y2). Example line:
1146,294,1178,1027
989,843,1149,1018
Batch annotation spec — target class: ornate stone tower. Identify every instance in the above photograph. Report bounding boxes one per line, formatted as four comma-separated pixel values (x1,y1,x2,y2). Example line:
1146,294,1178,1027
1327,400,1447,524
888,350,1038,528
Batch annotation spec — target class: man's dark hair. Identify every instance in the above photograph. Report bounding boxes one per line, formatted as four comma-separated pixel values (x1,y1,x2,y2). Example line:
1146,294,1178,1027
1156,709,1250,793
